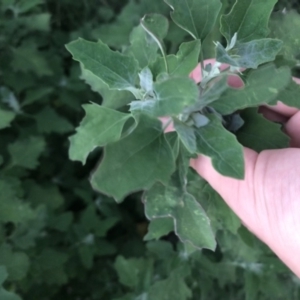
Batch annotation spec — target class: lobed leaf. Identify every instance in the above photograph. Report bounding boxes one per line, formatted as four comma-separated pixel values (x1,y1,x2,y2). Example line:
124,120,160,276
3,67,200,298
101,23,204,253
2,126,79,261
69,103,131,164
66,38,139,94
216,38,283,69
80,67,133,109
144,180,216,250
164,0,222,41
91,115,175,202
221,0,278,43
8,136,45,169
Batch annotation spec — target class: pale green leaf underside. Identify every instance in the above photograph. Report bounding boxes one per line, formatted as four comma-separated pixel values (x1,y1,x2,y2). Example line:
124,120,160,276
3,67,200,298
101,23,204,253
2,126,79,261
91,115,175,202
66,38,139,93
216,39,283,69
130,77,198,117
221,0,278,43
211,64,291,115
195,114,244,179
165,0,222,41
69,103,131,164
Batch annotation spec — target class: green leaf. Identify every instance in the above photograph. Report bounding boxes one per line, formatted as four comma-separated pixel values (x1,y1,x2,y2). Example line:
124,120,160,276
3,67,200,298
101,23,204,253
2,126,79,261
269,10,300,61
114,256,151,289
144,218,174,241
152,40,201,77
211,64,291,115
141,14,169,72
27,183,64,210
130,77,198,117
145,181,216,250
126,25,159,68
66,38,139,94
0,266,22,300
32,249,68,285
34,107,74,134
11,42,53,76
16,0,44,14
0,267,8,286
245,273,260,300
0,179,35,223
148,267,192,300
220,0,277,43
195,114,244,179
237,108,289,152
164,0,222,40
272,78,300,108
202,182,241,234
0,109,15,130
216,39,283,69
8,136,45,169
22,87,53,107
80,67,133,109
0,244,30,281
91,115,175,202
19,13,51,32
48,212,73,232
69,103,131,164
173,119,197,154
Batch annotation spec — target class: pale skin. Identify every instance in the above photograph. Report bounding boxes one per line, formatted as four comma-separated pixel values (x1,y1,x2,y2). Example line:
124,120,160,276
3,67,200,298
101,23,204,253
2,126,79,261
166,59,300,277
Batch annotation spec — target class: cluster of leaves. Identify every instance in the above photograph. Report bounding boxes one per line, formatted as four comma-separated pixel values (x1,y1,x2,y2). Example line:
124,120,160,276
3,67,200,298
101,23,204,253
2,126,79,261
1,0,300,299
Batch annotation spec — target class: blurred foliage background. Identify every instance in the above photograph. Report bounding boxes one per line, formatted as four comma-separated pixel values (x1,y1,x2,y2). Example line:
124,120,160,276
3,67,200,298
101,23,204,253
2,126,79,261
1,0,300,299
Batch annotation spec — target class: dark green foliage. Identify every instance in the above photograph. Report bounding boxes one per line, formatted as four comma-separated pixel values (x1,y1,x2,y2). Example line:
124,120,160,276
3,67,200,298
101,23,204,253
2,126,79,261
1,0,300,300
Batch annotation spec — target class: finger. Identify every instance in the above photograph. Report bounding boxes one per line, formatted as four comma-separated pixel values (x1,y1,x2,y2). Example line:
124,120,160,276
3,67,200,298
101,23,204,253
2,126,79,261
258,106,289,123
285,111,300,147
264,101,299,118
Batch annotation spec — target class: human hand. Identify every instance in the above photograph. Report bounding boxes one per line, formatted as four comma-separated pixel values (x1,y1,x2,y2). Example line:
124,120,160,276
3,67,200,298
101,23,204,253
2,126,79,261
189,60,300,278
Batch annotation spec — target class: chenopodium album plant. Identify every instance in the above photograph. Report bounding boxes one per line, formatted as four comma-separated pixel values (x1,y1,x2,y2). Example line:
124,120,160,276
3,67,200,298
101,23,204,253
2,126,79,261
66,0,300,251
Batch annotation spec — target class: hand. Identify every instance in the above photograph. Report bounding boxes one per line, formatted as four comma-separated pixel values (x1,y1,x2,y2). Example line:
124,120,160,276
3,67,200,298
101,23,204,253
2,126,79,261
190,60,300,277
